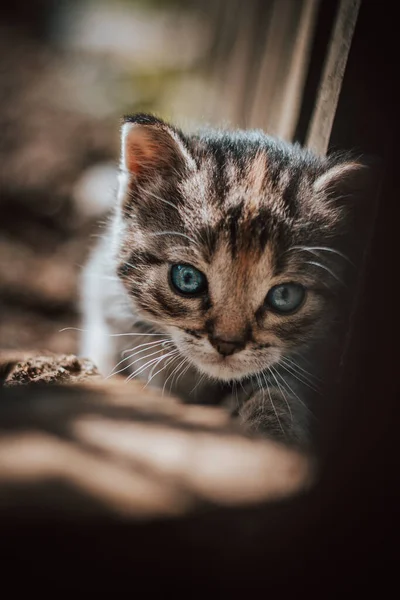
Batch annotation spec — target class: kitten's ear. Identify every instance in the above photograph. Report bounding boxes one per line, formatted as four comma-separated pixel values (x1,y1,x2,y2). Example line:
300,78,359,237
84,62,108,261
120,114,196,179
313,156,382,261
313,157,382,202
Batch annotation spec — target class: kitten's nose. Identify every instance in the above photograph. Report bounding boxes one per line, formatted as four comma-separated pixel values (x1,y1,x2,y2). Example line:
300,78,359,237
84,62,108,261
209,336,245,357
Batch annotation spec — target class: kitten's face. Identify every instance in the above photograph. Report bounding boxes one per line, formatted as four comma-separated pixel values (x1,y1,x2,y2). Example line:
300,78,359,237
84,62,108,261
115,115,362,382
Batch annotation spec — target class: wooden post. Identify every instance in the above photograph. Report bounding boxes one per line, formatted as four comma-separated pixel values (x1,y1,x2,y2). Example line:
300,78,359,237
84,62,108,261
305,0,361,154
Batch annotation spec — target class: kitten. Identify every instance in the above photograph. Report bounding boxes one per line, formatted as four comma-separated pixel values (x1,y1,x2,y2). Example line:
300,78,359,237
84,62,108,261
81,113,366,448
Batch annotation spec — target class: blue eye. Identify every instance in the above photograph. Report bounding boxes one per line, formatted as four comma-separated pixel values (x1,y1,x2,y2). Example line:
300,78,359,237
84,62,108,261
170,264,207,296
266,283,305,313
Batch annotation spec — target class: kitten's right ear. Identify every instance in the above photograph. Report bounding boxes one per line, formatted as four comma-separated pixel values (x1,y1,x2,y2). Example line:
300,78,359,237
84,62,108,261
120,114,196,180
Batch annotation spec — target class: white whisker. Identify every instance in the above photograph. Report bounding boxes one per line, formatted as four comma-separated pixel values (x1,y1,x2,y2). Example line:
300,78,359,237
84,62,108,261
269,365,292,422
110,346,168,379
239,379,248,396
126,356,165,382
279,360,321,394
59,327,167,338
261,372,284,436
283,356,321,384
162,356,186,396
147,353,167,381
190,371,206,396
121,338,171,357
108,340,172,377
290,245,353,265
257,372,267,412
175,358,192,387
280,357,320,389
126,350,173,383
273,368,313,414
138,187,181,213
170,358,190,393
304,260,343,284
145,350,179,387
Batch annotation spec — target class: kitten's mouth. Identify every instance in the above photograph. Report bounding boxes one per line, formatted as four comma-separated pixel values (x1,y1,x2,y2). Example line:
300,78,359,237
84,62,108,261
175,330,280,382
187,344,282,382
194,354,255,382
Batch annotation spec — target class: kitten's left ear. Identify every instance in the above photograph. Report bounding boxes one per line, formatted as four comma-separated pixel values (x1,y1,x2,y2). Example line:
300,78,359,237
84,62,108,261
313,157,382,203
313,156,382,260
120,113,196,180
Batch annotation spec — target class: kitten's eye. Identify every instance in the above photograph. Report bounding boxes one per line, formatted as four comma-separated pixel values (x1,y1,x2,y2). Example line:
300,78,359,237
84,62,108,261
266,283,305,313
170,264,207,296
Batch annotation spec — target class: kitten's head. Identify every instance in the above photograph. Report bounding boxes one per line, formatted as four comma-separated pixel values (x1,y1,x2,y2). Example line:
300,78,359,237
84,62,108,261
114,113,366,381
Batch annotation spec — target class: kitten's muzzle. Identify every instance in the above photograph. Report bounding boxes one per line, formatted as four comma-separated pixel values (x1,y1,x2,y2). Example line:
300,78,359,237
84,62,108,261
208,336,246,357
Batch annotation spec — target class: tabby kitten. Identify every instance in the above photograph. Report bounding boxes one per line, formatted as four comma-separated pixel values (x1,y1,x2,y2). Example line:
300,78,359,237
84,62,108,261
81,113,365,448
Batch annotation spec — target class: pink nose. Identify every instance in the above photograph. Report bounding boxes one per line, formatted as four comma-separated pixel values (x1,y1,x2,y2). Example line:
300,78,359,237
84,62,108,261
209,337,245,357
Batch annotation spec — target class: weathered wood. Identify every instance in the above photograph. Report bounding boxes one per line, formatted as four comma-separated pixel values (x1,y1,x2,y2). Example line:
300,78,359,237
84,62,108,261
0,352,311,519
306,0,361,154
273,0,320,140
249,0,300,132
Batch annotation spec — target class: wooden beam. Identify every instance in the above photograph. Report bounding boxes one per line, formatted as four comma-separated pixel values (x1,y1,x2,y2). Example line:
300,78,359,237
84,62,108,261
306,0,361,154
274,0,320,141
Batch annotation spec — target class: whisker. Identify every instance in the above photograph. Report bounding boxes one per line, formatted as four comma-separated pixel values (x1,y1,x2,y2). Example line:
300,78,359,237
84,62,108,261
145,351,180,387
146,356,164,382
261,372,285,436
110,346,168,379
257,372,266,412
279,361,321,395
126,350,174,383
121,338,171,356
162,355,185,396
138,187,181,213
280,357,321,389
59,327,167,337
283,356,321,383
304,260,344,284
146,343,176,376
126,357,165,382
190,371,207,396
170,358,190,393
290,245,354,265
108,340,172,377
269,365,292,422
239,379,248,397
273,368,313,414
175,358,192,387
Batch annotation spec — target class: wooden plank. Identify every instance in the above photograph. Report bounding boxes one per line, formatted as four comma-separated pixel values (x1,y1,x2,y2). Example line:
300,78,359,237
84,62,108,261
306,0,361,154
0,359,311,518
213,0,260,127
274,0,320,140
249,0,299,132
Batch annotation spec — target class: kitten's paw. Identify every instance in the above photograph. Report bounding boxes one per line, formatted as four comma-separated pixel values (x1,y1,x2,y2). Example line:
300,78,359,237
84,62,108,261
239,397,289,438
238,393,309,448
